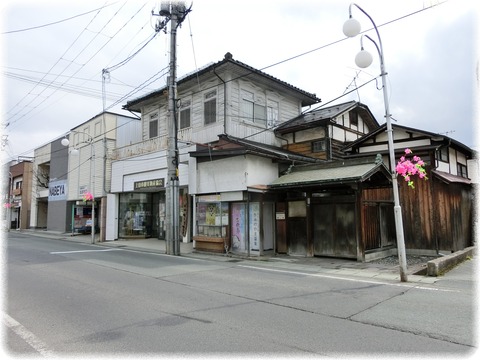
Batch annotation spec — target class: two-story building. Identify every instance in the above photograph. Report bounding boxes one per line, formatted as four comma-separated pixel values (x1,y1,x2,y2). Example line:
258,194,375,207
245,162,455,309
268,116,474,260
62,111,141,240
344,123,474,256
29,111,140,237
6,159,33,230
30,137,69,232
107,52,321,254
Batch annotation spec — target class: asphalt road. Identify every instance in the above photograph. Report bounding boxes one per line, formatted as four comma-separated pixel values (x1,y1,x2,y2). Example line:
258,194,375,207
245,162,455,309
3,232,477,357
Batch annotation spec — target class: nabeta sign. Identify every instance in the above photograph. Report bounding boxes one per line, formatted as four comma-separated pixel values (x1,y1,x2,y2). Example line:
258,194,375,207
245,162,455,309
48,180,67,202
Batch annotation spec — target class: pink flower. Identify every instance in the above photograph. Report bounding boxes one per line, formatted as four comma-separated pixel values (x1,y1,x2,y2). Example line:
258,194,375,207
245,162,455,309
396,163,407,176
83,192,93,202
396,148,428,190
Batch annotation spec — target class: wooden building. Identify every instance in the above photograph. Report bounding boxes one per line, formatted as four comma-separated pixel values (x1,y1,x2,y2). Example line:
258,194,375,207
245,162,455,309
344,124,474,255
270,156,394,260
268,105,474,260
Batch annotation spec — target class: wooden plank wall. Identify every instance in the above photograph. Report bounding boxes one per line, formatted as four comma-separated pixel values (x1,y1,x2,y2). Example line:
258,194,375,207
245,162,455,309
398,175,435,250
362,177,473,253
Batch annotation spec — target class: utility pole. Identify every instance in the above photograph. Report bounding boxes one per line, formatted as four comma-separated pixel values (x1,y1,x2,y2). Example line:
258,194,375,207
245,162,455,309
154,2,191,255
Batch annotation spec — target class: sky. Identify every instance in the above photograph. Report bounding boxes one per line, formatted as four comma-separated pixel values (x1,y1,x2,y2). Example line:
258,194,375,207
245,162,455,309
1,0,478,163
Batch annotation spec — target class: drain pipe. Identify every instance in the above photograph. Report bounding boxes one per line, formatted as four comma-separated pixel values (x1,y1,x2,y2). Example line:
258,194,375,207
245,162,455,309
213,66,228,134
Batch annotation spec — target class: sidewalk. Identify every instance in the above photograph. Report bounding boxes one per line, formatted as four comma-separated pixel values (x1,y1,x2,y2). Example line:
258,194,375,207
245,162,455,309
17,229,471,284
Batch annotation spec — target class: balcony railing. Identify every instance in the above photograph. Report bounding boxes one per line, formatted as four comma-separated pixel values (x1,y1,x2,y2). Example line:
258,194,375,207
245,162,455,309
111,135,167,161
111,128,193,161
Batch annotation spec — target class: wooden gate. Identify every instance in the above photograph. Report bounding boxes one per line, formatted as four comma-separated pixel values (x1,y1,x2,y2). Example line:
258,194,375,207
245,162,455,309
312,201,357,258
362,202,395,251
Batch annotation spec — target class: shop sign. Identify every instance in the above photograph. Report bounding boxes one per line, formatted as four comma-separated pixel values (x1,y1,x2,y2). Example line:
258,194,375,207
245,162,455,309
198,194,221,202
249,203,260,250
79,185,88,196
134,178,164,190
48,180,67,202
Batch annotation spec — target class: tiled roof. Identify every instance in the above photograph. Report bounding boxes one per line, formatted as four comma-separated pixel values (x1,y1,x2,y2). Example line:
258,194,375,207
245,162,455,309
270,161,390,187
124,52,320,111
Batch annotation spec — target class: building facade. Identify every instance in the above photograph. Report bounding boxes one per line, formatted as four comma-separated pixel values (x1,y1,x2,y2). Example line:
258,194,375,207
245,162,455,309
107,52,320,254
6,160,33,230
63,112,141,240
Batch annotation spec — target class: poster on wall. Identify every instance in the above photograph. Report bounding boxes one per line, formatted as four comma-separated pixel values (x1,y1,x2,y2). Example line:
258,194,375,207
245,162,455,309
206,203,217,225
231,203,246,252
249,202,260,251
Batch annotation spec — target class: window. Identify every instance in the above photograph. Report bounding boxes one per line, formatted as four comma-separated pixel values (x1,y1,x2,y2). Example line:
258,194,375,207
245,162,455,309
204,90,217,125
254,103,266,126
95,121,102,137
241,90,254,120
241,90,266,127
83,127,89,143
196,200,228,238
439,147,449,162
267,100,279,128
312,140,326,153
349,112,358,127
149,112,158,138
179,99,191,129
457,163,468,178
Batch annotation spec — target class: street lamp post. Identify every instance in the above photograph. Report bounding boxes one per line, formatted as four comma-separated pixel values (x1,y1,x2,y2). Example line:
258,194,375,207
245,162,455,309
62,134,96,245
343,3,408,282
7,171,13,231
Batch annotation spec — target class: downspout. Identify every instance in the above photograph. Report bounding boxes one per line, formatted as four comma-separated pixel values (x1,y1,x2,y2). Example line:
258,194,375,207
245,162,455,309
213,67,227,134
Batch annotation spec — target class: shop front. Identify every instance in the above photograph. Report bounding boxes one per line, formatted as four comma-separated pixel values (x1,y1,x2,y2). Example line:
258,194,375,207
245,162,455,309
72,200,98,234
118,186,189,240
193,192,275,255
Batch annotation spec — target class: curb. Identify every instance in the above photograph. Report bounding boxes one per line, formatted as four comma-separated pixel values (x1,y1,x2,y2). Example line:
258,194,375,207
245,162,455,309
426,246,475,276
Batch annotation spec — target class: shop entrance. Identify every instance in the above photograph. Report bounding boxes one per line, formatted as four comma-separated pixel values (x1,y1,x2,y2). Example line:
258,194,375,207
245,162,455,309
118,192,167,239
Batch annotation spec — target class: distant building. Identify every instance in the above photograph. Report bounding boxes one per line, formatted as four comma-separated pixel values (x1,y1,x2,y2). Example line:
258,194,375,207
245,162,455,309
6,160,33,230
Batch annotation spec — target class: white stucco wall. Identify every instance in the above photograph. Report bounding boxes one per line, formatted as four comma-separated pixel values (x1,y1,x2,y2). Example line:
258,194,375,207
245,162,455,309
194,155,278,195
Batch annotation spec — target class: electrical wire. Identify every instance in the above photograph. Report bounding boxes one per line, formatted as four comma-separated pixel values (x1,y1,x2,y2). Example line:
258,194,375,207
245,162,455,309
4,1,448,162
1,2,118,34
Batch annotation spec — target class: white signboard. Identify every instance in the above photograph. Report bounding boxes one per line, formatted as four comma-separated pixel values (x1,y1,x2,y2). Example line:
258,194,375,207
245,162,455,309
48,180,67,202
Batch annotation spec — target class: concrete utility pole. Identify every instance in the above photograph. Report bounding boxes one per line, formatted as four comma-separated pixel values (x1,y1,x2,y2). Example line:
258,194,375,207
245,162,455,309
155,2,191,255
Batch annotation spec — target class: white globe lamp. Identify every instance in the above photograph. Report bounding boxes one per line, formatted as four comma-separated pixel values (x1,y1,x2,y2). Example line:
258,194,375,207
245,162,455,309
343,17,361,38
355,49,373,68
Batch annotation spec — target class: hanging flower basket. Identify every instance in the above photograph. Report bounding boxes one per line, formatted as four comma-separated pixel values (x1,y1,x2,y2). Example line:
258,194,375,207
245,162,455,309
396,148,428,189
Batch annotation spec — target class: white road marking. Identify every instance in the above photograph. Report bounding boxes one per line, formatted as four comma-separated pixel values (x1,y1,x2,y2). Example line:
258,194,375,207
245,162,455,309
50,248,123,255
238,265,459,292
3,312,55,357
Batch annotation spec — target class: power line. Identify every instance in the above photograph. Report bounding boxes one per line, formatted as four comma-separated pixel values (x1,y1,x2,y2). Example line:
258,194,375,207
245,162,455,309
4,4,109,125
5,1,149,128
1,2,118,34
4,1,449,160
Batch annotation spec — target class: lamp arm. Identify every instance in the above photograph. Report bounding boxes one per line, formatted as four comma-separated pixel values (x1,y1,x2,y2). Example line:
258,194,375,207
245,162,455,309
362,34,385,74
350,3,385,66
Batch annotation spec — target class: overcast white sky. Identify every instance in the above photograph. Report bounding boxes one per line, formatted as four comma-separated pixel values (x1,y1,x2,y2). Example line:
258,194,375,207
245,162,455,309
1,0,478,162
